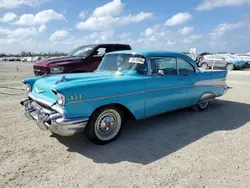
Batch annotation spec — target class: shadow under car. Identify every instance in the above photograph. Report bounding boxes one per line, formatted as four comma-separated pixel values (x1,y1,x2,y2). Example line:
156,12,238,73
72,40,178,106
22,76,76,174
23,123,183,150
53,99,250,165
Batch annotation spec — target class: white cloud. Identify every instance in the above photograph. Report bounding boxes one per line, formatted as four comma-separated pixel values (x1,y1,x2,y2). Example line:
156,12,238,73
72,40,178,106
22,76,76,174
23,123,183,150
79,11,87,19
76,0,152,30
92,0,125,17
118,32,132,39
0,12,17,22
76,12,153,30
143,28,153,37
183,34,203,43
141,25,161,37
196,0,250,11
178,27,194,35
17,9,65,25
0,26,44,39
165,12,192,26
211,22,243,39
0,0,49,9
49,29,69,41
38,25,46,32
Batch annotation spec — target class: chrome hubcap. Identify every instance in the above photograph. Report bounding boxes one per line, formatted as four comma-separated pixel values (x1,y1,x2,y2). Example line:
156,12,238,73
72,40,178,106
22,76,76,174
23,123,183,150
99,116,115,134
95,110,121,141
199,101,209,109
201,63,207,69
227,64,234,70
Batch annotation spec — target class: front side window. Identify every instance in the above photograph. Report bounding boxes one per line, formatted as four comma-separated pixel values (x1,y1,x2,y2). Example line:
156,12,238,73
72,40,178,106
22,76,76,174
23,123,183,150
177,58,195,75
150,57,177,76
97,54,148,75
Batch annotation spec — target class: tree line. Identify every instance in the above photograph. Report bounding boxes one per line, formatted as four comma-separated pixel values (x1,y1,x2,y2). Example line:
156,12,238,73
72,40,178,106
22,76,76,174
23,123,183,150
0,51,67,57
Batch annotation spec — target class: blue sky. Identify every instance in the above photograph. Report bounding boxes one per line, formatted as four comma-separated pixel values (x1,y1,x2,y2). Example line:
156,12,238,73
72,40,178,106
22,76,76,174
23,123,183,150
0,0,250,54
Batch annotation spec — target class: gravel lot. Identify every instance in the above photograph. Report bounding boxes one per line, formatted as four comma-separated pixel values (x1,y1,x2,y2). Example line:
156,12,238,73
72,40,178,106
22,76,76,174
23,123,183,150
0,61,250,188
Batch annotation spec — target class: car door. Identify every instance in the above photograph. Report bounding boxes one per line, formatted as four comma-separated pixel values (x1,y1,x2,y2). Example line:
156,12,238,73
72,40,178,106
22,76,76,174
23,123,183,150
86,46,107,72
145,57,187,117
176,58,200,107
213,55,227,68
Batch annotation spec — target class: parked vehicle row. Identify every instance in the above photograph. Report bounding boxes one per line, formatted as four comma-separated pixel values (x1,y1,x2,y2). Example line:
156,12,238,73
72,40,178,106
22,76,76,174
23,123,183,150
20,44,230,145
196,53,250,70
0,56,50,63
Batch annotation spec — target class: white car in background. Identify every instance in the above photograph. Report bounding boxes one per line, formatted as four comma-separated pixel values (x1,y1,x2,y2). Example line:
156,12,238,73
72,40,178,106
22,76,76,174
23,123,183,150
199,54,245,70
26,57,33,62
236,53,250,68
235,53,250,61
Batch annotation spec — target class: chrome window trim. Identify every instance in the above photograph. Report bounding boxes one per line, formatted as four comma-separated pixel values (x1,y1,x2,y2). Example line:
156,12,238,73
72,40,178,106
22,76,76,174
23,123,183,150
176,57,200,74
148,56,179,76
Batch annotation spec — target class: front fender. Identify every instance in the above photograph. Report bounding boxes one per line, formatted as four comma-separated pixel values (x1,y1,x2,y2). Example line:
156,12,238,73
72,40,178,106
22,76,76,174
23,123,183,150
54,80,146,120
23,76,41,88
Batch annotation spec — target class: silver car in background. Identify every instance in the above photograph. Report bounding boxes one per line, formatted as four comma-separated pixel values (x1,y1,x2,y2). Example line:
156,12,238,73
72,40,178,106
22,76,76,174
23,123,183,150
199,54,245,70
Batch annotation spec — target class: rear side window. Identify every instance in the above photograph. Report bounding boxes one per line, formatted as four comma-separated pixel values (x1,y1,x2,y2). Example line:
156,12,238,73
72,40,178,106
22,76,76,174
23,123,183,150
150,57,177,75
177,58,195,75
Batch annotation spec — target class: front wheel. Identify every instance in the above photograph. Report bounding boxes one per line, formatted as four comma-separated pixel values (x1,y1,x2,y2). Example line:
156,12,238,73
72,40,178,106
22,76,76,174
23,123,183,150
85,107,124,145
200,62,208,70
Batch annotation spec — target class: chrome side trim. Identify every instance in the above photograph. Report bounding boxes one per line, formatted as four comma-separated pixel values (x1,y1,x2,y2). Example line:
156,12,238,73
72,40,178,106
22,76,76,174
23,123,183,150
68,91,145,103
195,78,226,86
68,84,226,104
146,85,194,93
56,117,89,125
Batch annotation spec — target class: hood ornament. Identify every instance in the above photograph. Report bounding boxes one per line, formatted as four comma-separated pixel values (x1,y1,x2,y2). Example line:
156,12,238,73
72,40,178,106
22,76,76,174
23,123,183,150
55,76,67,84
35,86,46,93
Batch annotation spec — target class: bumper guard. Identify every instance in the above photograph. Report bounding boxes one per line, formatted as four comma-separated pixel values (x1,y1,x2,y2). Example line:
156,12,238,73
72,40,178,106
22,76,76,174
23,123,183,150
21,99,89,136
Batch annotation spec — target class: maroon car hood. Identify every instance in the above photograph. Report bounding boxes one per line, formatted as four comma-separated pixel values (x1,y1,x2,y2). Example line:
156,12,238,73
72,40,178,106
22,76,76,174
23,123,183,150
34,56,83,67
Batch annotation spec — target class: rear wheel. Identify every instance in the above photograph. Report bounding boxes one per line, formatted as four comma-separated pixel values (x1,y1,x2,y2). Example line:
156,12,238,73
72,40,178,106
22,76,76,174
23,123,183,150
195,100,210,111
226,63,234,71
85,106,124,145
200,62,208,70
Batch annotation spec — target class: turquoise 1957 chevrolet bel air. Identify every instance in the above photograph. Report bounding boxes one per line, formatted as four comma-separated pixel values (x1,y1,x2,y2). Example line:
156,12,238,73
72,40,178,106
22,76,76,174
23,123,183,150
20,50,229,144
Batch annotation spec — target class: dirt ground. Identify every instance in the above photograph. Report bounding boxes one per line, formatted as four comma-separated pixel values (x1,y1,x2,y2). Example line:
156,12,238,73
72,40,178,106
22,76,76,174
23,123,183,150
0,62,250,188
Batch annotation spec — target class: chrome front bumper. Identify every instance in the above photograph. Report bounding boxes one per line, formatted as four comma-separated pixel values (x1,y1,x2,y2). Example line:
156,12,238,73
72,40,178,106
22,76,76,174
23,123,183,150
20,99,89,136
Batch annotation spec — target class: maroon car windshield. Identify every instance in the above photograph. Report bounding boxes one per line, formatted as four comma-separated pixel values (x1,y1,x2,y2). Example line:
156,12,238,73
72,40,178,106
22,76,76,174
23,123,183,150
67,45,95,57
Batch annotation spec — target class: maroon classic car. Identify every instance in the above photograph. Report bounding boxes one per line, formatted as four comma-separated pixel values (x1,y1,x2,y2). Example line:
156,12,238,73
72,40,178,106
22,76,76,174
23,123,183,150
33,44,132,76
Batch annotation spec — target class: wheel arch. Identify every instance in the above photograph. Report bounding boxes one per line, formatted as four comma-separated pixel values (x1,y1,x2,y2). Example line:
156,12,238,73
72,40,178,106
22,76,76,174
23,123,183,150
199,92,216,103
89,103,136,122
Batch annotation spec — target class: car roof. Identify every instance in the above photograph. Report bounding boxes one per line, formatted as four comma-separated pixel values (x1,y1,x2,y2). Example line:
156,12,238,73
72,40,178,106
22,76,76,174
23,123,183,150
107,50,196,64
80,43,130,47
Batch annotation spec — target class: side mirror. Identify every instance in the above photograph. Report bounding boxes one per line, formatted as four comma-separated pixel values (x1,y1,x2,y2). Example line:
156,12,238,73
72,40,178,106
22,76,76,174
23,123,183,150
158,69,164,76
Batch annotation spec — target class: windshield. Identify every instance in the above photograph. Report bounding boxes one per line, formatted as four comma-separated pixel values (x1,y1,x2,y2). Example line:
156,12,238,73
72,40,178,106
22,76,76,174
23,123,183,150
97,53,148,75
226,55,238,59
67,45,95,57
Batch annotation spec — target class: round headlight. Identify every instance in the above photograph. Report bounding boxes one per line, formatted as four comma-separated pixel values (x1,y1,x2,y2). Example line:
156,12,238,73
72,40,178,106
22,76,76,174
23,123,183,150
56,93,65,106
26,84,31,93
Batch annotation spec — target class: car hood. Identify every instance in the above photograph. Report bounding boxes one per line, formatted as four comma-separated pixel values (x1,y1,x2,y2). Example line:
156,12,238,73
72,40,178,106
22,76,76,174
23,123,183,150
31,71,146,105
34,56,84,66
